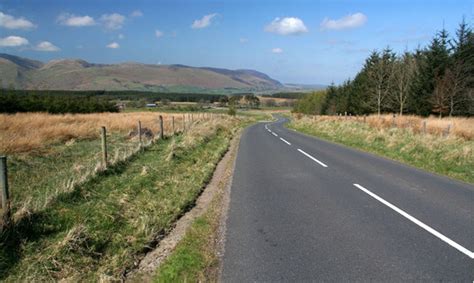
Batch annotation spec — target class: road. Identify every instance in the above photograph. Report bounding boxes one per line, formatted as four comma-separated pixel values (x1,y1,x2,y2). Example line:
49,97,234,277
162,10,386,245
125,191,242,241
221,116,474,281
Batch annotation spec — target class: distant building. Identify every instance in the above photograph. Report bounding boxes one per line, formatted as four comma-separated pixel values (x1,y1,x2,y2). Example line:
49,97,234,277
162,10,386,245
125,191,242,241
146,103,157,108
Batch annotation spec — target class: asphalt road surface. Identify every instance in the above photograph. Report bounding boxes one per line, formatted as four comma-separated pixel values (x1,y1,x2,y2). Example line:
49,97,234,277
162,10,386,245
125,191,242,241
221,116,474,282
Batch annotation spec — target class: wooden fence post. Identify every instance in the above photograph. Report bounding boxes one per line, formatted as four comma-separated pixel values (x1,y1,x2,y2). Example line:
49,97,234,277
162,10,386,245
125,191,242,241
101,127,108,168
159,115,164,139
172,116,175,135
183,114,186,133
0,156,11,227
444,124,451,137
392,114,396,127
138,121,142,147
422,121,427,134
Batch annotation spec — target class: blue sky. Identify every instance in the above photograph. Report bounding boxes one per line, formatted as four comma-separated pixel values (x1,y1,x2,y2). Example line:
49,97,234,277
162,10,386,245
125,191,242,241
0,0,472,84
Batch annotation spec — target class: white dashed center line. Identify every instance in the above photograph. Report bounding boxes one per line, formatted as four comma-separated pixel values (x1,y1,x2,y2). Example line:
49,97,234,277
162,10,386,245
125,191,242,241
297,149,328,168
279,137,291,145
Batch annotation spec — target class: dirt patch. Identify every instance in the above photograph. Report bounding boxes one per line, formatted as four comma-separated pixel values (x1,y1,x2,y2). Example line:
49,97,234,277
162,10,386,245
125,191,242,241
126,131,241,281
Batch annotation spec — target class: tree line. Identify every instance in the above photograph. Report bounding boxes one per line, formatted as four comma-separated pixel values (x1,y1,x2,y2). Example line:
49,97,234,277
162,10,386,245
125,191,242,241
0,89,227,114
294,19,473,117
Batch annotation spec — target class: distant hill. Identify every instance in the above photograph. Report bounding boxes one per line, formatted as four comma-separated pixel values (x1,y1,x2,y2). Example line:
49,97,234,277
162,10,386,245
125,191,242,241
0,53,283,93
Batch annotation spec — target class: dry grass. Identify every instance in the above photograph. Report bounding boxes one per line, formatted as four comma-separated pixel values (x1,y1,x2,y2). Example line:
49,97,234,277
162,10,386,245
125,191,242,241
301,114,474,140
0,112,214,154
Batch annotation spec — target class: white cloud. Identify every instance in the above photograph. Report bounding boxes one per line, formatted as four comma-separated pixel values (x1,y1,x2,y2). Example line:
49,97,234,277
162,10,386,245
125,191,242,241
0,12,36,29
320,13,367,31
130,10,143,17
264,17,308,35
272,47,283,53
0,35,29,47
100,13,125,30
239,37,248,43
191,13,218,29
155,29,164,38
106,42,119,49
57,13,96,27
118,33,124,39
35,41,60,51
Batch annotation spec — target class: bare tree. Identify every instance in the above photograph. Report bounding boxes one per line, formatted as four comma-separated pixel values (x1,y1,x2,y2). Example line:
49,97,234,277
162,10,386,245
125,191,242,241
366,49,396,116
431,74,451,118
390,53,417,116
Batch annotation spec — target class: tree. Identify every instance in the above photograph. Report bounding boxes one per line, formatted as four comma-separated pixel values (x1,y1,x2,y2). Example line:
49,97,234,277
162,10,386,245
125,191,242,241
390,52,417,115
365,48,396,116
431,73,451,117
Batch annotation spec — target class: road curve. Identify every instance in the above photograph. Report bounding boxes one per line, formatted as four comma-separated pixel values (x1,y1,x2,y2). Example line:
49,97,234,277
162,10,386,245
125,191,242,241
221,116,474,282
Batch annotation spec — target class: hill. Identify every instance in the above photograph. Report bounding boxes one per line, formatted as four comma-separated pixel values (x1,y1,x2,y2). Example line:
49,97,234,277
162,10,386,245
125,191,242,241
0,53,283,93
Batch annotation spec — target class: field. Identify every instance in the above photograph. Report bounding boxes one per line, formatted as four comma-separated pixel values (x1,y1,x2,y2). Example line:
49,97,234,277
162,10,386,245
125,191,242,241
288,114,474,184
0,111,252,281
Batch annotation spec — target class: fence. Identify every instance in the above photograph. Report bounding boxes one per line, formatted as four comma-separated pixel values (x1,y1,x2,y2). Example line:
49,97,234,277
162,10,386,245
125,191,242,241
0,112,222,229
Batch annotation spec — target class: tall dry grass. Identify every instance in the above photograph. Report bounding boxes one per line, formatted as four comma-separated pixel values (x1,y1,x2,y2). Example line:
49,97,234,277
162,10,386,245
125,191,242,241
0,112,208,154
300,114,474,140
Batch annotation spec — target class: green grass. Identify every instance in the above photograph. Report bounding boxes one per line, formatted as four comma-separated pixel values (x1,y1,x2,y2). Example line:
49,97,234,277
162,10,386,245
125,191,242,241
153,151,228,283
0,120,239,281
288,117,474,184
7,135,140,218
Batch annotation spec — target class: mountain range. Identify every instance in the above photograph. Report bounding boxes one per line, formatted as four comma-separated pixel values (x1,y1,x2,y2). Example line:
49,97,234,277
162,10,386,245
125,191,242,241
0,53,284,93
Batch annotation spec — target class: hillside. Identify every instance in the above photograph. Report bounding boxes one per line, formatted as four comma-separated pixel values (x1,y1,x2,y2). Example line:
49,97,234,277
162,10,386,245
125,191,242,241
0,53,283,93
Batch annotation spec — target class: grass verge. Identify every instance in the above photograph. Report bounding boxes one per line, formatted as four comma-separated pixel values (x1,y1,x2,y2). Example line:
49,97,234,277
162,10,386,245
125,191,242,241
288,116,474,184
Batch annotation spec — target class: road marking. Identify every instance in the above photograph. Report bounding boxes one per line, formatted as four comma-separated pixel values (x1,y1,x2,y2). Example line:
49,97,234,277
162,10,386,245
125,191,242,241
353,184,474,259
297,149,328,168
272,132,278,137
279,137,291,145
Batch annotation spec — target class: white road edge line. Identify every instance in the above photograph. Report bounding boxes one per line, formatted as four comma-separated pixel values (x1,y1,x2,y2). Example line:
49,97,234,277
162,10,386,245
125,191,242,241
297,149,328,168
279,137,291,145
353,184,474,259
272,132,278,137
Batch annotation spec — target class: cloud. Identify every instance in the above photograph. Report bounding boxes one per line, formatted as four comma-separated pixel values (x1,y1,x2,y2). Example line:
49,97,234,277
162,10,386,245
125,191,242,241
100,13,125,30
0,12,36,29
0,35,29,47
264,17,308,35
191,13,218,29
155,29,164,38
35,41,60,51
320,12,367,31
239,37,248,43
57,13,96,27
272,47,283,53
118,33,124,39
106,42,119,49
130,10,143,17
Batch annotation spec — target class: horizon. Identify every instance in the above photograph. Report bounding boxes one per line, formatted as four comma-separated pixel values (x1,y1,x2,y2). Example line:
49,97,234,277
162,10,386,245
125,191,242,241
0,0,472,84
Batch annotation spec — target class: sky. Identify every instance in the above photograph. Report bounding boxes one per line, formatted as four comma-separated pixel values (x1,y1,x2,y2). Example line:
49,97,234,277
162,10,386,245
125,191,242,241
0,0,472,84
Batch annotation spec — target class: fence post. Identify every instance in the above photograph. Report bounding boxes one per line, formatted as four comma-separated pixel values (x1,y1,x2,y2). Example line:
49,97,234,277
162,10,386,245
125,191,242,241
422,121,427,134
444,124,451,137
392,114,396,127
0,156,11,227
101,127,108,169
159,115,164,139
183,114,186,133
363,115,367,123
172,116,175,135
138,121,142,147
